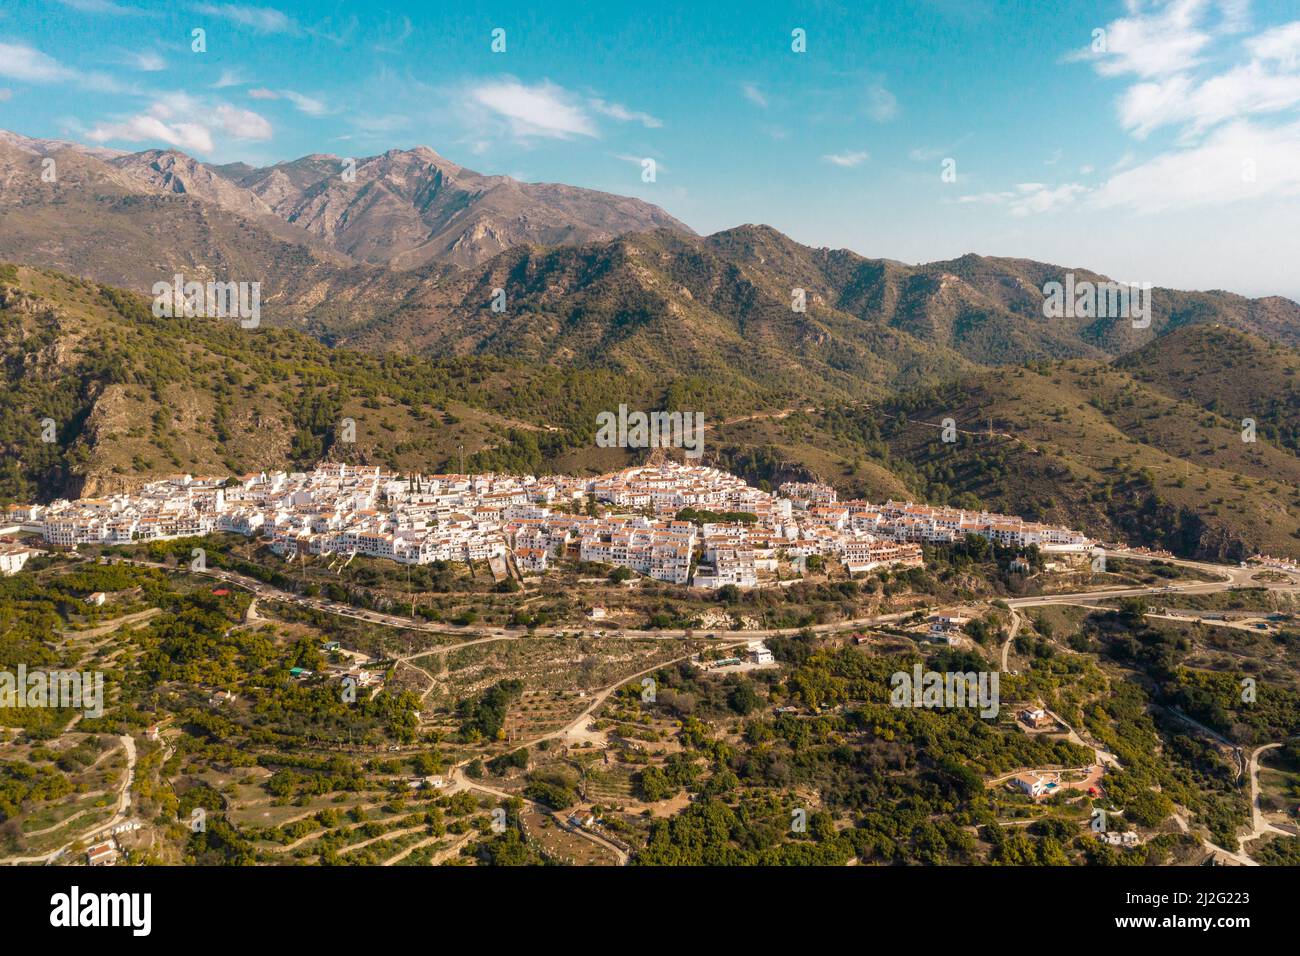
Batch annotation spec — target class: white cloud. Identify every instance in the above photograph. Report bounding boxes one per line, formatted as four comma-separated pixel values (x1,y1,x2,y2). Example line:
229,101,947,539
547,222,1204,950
909,134,972,163
215,104,273,139
612,152,666,173
213,68,245,88
1121,53,1300,137
87,95,273,154
54,0,141,13
372,16,413,54
865,82,898,121
1068,3,1300,141
192,3,297,34
741,82,768,108
1248,20,1300,68
352,112,409,133
955,190,1015,205
88,113,214,153
1063,3,1300,222
0,43,78,83
1008,182,1087,215
468,79,597,139
956,182,1087,215
0,41,129,93
1090,119,1300,213
130,51,165,72
823,150,870,167
282,90,327,116
1073,0,1217,79
589,98,662,128
245,87,327,117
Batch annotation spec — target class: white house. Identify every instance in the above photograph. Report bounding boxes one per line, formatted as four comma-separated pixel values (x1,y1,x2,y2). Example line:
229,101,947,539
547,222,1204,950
0,545,36,576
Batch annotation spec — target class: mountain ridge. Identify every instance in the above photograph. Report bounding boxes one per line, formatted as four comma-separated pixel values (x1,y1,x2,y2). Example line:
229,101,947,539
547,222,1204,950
2,128,1300,430
0,128,693,274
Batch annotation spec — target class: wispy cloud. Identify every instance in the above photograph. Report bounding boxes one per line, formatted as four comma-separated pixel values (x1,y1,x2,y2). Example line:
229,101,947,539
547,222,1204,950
823,150,870,167
741,82,768,108
283,90,327,116
128,51,166,72
246,88,326,115
0,42,78,83
612,152,667,173
54,0,143,14
865,81,899,121
1248,20,1300,67
0,40,131,93
213,68,245,88
1119,31,1300,137
957,182,1086,215
1068,0,1219,78
192,3,297,35
351,113,410,134
372,15,412,54
1068,1,1300,141
589,98,662,128
909,133,973,163
1054,2,1300,215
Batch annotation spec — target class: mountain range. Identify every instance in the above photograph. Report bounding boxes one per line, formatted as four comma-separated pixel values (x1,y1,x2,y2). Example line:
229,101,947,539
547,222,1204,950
3,127,1297,376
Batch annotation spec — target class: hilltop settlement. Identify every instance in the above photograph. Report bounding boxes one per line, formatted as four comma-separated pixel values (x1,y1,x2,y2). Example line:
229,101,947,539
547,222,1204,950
5,461,1093,588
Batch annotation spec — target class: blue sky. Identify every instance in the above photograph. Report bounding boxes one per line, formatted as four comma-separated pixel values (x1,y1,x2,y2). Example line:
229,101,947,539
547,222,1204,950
2,0,1300,298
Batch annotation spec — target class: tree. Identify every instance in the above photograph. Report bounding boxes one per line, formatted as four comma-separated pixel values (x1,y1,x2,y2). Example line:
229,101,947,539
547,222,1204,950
727,681,762,715
637,765,675,802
